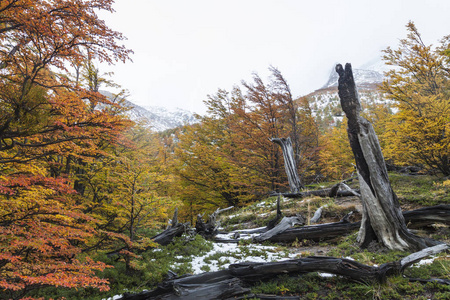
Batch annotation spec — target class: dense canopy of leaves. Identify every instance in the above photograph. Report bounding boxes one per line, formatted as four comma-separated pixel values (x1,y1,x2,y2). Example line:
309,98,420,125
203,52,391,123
172,68,319,219
1,5,448,298
381,22,450,175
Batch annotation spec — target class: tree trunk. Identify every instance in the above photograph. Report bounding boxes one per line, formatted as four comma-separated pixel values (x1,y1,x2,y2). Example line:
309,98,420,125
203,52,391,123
336,63,439,251
271,137,303,193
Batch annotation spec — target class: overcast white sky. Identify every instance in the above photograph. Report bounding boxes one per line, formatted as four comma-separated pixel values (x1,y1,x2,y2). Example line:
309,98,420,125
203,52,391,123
99,0,450,114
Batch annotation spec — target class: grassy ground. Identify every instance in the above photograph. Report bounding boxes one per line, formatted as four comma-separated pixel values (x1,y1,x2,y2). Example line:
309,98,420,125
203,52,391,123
219,173,450,299
27,173,449,300
389,173,450,208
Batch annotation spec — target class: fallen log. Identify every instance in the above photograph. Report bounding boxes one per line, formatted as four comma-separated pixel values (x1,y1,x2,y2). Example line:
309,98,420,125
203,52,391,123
214,196,283,243
120,270,249,300
260,204,450,244
402,205,450,228
254,215,305,243
266,215,360,243
407,277,450,285
152,208,188,246
230,244,449,283
118,244,449,300
227,205,449,246
152,223,187,246
281,185,360,198
234,226,268,234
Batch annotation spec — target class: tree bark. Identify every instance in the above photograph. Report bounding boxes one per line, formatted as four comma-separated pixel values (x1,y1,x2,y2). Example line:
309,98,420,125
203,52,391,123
402,205,450,228
271,137,303,192
266,194,283,229
196,206,234,238
262,212,359,243
336,63,439,251
254,215,305,243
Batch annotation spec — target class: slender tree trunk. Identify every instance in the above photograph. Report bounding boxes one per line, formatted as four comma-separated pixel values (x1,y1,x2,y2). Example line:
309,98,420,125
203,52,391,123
271,137,303,193
336,63,439,251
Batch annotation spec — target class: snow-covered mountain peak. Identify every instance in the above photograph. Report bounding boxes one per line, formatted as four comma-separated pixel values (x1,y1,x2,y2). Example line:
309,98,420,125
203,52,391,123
100,91,198,132
322,66,384,90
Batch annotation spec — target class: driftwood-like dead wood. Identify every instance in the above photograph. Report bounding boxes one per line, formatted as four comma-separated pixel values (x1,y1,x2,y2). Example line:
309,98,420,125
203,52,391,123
266,217,360,243
267,194,283,229
152,208,187,246
254,215,305,243
119,270,247,300
271,137,304,192
309,207,322,224
407,277,450,285
258,205,449,244
214,197,284,243
402,205,450,228
152,223,186,246
310,206,325,224
218,205,449,246
336,63,437,251
339,182,360,197
281,184,359,198
196,206,234,238
399,243,449,271
231,244,449,283
119,244,449,300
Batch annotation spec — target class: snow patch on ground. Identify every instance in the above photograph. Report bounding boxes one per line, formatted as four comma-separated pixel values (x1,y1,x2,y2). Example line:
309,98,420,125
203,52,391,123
414,257,436,266
104,295,123,300
186,242,298,274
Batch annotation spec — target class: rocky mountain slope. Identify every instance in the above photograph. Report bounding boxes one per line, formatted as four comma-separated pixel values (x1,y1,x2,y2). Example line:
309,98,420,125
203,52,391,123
102,61,391,132
100,90,198,132
123,101,197,132
299,63,393,129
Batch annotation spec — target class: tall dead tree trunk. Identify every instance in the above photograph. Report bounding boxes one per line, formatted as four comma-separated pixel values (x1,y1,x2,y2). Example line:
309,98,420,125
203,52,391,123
271,137,303,193
336,63,439,251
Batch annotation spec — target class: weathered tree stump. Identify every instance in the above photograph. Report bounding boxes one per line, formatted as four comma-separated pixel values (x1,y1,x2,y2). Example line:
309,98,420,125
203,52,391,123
271,137,304,192
196,206,233,239
336,63,440,251
266,194,283,229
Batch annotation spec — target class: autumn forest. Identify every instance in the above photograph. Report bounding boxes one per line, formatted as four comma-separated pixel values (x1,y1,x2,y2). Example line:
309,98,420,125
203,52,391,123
1,1,450,300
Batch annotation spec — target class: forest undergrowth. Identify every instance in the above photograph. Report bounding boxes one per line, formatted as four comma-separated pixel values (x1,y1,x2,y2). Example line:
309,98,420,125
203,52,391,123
29,173,450,300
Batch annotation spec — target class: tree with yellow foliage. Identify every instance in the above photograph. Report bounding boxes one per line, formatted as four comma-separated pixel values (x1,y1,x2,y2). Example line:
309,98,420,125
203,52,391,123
381,22,450,175
318,119,355,180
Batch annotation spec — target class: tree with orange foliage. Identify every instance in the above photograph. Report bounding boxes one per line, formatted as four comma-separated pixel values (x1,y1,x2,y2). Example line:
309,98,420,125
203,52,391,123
0,163,111,299
173,68,319,217
0,0,133,297
0,0,132,163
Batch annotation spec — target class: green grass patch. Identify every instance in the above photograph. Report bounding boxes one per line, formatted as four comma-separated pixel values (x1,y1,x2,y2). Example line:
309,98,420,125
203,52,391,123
251,271,450,300
389,173,450,207
26,234,214,300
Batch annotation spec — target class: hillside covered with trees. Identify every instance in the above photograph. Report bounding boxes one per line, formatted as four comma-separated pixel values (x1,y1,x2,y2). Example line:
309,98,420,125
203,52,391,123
0,1,449,300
